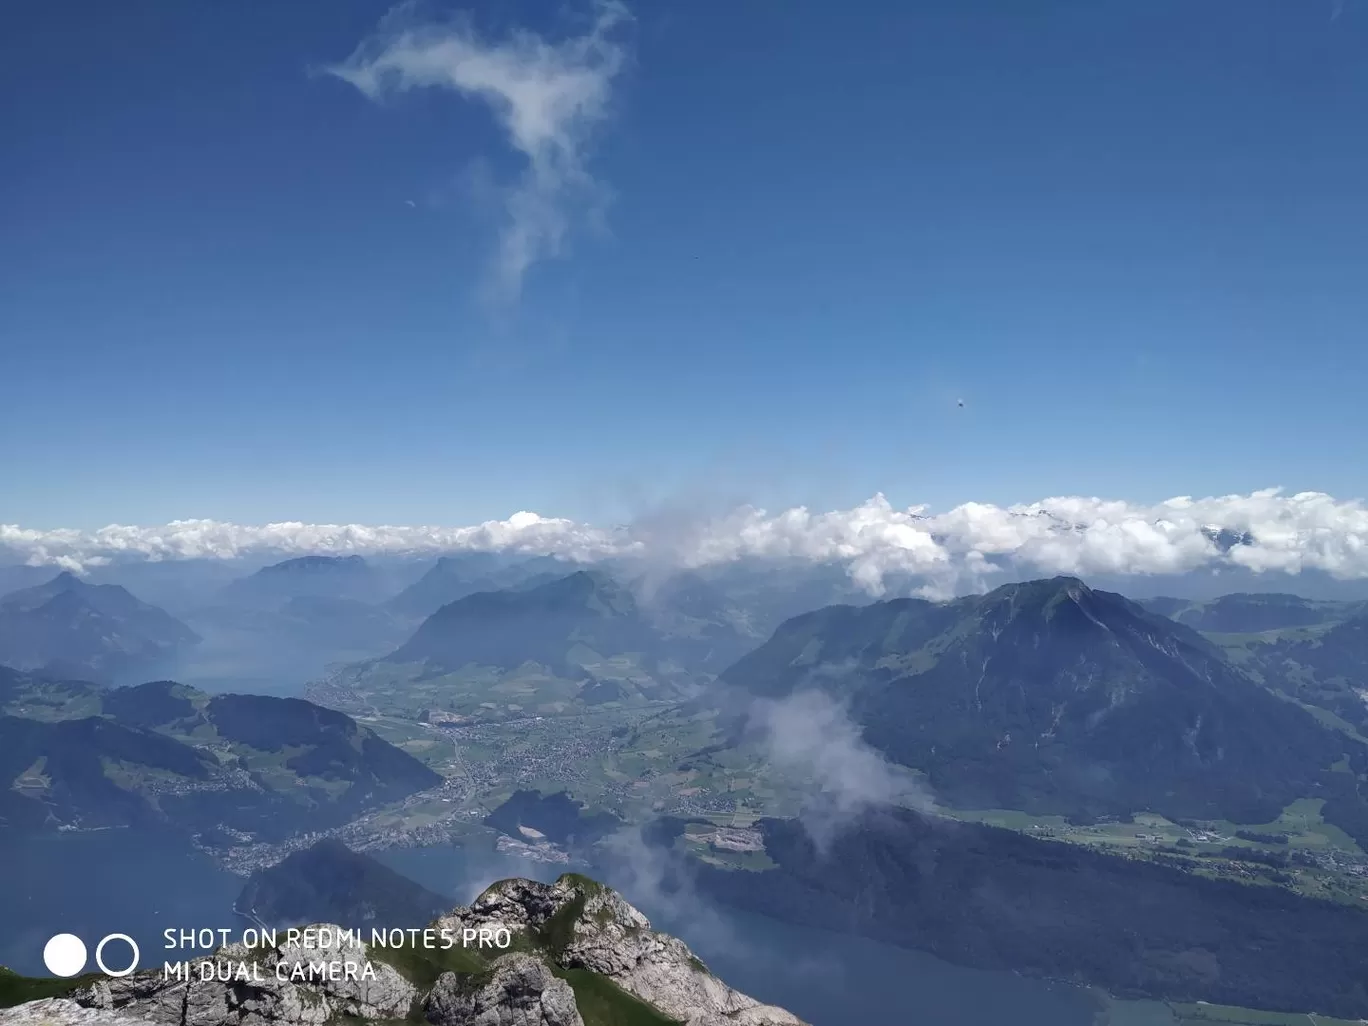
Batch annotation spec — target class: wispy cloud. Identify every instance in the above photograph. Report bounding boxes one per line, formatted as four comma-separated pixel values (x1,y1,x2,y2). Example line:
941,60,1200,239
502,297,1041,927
325,1,631,301
5,489,1368,593
748,689,931,850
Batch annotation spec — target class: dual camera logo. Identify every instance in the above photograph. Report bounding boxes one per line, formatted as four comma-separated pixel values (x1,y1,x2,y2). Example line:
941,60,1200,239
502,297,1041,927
42,933,141,978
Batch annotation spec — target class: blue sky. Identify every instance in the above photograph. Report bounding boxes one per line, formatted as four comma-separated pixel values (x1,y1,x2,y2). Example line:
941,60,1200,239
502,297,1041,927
3,0,1366,530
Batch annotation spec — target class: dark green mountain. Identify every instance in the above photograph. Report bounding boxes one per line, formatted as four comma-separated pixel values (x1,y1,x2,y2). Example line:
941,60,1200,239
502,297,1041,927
1140,592,1368,751
0,572,199,682
1256,615,1368,724
237,838,451,927
1194,609,1368,743
0,665,104,720
721,576,1365,825
0,676,440,839
0,713,216,830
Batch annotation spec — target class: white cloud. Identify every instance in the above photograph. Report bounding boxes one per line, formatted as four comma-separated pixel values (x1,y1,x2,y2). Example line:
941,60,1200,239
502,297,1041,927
0,512,629,568
748,689,930,849
4,489,1368,593
326,1,631,300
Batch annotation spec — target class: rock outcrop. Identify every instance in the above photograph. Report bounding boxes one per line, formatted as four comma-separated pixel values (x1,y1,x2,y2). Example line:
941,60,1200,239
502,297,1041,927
63,929,417,1026
0,875,808,1026
0,999,141,1026
425,954,582,1026
441,876,805,1026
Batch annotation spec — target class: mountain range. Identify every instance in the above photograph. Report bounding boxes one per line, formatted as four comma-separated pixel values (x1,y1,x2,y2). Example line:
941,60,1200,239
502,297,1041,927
1138,593,1368,773
327,569,767,719
718,576,1368,833
1140,592,1368,633
0,671,439,840
215,555,395,609
0,573,199,683
8,561,1368,1020
385,560,878,673
390,570,656,673
17,562,1362,844
385,553,577,619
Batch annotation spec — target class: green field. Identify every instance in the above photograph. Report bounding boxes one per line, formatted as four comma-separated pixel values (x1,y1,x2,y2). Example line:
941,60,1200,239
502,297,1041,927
944,799,1361,856
1168,1001,1367,1026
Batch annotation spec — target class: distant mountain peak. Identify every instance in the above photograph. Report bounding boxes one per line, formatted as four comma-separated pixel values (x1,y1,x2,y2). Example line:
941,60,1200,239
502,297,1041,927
258,554,368,575
1,571,108,609
384,553,578,618
977,575,1110,627
385,569,681,677
0,572,198,681
537,568,634,613
218,554,386,609
721,574,1345,825
1201,524,1257,552
1006,574,1089,594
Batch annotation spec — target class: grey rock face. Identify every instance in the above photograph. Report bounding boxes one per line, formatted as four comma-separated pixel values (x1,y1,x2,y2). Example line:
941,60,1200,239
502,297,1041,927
452,878,805,1026
71,928,415,1026
0,998,143,1026
425,954,583,1026
560,888,803,1026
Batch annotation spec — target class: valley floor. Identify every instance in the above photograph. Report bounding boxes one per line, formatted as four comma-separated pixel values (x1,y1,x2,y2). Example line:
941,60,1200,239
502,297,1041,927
207,692,1368,915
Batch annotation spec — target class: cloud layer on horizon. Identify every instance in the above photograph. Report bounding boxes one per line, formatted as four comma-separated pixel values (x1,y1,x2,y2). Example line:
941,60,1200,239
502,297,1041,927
4,489,1368,595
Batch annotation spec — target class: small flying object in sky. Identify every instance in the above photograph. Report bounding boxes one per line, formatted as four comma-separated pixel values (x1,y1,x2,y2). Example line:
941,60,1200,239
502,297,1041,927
956,398,965,408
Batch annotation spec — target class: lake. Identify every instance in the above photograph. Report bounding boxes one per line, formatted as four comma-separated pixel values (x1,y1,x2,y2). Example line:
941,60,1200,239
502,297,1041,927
0,832,1173,1026
379,846,1170,1026
0,830,242,977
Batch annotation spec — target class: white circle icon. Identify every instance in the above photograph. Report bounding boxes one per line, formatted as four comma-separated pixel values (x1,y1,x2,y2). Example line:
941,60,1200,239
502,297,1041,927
95,934,140,977
43,934,88,978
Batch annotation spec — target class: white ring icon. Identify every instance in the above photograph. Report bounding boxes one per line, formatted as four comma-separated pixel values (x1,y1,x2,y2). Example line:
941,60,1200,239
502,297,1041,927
95,934,140,977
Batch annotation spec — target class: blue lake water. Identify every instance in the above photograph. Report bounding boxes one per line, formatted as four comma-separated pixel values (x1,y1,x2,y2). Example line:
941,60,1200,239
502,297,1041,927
377,846,1128,1026
0,832,1171,1026
0,830,242,976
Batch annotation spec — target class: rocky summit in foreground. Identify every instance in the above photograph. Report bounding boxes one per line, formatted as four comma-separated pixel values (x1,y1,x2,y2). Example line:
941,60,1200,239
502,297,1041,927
0,874,806,1026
